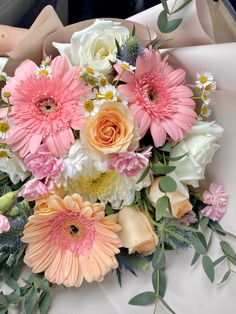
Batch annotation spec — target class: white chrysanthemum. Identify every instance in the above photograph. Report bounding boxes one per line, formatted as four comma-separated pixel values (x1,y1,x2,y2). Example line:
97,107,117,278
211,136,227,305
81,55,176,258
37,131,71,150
195,71,215,89
57,159,152,209
0,148,29,184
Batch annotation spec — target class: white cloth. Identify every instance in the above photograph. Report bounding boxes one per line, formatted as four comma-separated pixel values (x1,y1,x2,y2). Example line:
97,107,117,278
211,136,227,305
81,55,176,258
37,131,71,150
0,57,8,72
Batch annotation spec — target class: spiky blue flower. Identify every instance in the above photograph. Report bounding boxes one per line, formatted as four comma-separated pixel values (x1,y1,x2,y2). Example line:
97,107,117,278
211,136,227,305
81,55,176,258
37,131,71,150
117,35,144,66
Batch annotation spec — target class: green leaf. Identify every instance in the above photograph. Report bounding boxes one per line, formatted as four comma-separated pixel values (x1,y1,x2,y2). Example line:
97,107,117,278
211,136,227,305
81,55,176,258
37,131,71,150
152,270,158,292
159,270,166,298
196,232,208,251
151,164,176,175
167,152,188,162
24,288,38,314
161,0,169,13
159,296,176,314
6,289,21,304
159,176,177,193
34,273,44,290
39,292,51,314
200,217,209,228
131,24,136,36
0,293,8,308
166,19,183,33
209,221,226,236
136,165,151,184
213,255,226,267
160,142,171,153
191,251,200,266
156,196,169,221
220,241,236,259
129,291,156,306
152,247,166,269
202,255,215,283
172,0,192,13
157,10,168,33
40,280,50,292
191,234,207,255
218,270,231,285
6,277,19,290
166,229,191,244
0,309,7,314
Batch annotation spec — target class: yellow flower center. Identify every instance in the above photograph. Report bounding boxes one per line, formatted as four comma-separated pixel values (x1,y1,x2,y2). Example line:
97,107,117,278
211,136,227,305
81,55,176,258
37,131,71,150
201,93,207,101
87,67,94,75
117,96,122,103
87,77,96,86
121,63,130,71
201,106,208,114
0,150,9,158
0,122,9,133
199,76,208,84
100,78,107,87
83,100,94,112
104,91,114,101
205,84,211,91
38,69,49,76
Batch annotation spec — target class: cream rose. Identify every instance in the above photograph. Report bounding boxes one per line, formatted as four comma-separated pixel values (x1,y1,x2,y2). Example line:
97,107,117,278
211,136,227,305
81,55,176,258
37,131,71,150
118,206,158,256
53,19,129,74
81,102,140,155
148,175,192,219
170,121,224,188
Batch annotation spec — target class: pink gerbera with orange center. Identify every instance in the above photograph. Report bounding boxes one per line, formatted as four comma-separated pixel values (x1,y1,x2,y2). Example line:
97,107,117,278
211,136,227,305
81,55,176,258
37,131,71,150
116,49,196,147
2,56,90,157
22,194,121,287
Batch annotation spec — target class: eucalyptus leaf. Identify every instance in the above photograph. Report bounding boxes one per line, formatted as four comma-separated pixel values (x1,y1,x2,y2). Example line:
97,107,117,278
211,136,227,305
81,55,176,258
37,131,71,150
172,0,192,13
191,234,207,255
136,165,151,184
152,247,166,269
218,270,231,285
6,277,19,290
129,291,156,306
161,0,169,13
157,10,168,33
152,165,176,175
191,251,200,266
200,217,209,228
156,196,169,221
167,152,188,162
152,269,158,292
159,176,177,193
160,142,171,153
39,292,51,314
159,270,166,298
220,241,236,259
202,255,215,283
213,255,226,267
24,287,38,314
166,19,183,33
0,293,8,308
159,296,176,314
34,273,44,290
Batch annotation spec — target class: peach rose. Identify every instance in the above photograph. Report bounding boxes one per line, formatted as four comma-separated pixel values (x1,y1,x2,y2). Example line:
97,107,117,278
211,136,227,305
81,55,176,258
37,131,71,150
148,177,192,218
118,206,158,256
81,102,139,155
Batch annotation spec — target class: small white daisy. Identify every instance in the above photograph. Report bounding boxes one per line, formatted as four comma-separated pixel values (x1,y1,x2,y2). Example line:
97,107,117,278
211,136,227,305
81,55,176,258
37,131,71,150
0,119,12,140
204,81,217,94
97,84,120,103
0,72,8,82
201,92,211,106
35,64,52,78
195,70,215,89
117,59,136,71
200,104,212,118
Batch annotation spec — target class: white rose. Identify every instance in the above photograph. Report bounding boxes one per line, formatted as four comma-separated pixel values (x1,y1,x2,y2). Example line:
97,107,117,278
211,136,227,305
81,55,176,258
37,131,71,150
170,121,224,187
53,19,129,74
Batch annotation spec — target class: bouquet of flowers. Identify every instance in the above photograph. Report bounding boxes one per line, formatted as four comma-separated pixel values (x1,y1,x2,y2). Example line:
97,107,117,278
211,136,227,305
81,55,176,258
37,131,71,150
0,1,235,313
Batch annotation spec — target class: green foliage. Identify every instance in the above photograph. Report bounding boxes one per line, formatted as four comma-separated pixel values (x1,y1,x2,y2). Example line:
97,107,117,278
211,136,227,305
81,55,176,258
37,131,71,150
0,216,27,253
155,196,169,221
159,176,177,193
202,255,215,283
129,291,156,306
152,247,166,269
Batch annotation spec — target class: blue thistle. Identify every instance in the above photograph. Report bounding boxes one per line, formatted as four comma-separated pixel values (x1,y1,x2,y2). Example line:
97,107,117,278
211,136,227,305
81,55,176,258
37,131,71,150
117,35,144,66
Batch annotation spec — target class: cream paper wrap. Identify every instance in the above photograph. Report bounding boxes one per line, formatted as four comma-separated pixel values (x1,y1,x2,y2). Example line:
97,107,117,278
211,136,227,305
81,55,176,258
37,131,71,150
1,1,235,314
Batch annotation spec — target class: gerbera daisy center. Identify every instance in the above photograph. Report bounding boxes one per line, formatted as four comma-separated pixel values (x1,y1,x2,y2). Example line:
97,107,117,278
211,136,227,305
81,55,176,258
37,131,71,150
39,98,58,115
148,90,158,103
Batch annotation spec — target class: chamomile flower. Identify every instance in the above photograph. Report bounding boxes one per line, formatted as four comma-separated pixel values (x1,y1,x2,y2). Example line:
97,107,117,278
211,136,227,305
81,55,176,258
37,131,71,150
195,71,214,89
0,119,12,140
204,81,217,94
35,64,52,78
117,59,136,71
82,99,100,116
96,85,119,104
200,104,212,118
201,92,211,106
0,72,8,82
98,75,108,87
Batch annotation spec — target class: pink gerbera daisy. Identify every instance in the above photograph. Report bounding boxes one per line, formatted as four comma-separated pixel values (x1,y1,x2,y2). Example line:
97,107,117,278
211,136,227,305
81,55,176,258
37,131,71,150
116,49,196,147
2,56,90,157
22,193,122,287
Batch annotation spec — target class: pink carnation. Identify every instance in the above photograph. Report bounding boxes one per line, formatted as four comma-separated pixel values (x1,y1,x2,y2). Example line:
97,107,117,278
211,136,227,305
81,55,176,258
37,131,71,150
107,148,151,177
117,49,196,147
19,178,53,201
24,144,63,180
3,56,90,158
0,214,10,233
202,183,228,221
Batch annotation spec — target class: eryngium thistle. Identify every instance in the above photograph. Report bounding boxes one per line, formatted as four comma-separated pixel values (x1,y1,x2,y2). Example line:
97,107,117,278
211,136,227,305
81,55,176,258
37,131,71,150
117,36,144,66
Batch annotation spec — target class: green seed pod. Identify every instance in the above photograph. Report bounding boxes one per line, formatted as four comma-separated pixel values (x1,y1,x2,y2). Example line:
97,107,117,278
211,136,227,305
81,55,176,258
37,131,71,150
0,191,18,213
